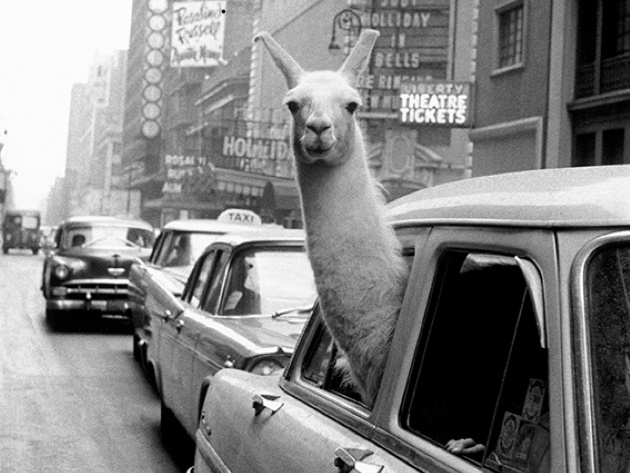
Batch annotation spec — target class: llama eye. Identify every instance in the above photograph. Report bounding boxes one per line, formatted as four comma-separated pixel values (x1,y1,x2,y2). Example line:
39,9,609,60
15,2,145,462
346,102,358,114
286,101,300,113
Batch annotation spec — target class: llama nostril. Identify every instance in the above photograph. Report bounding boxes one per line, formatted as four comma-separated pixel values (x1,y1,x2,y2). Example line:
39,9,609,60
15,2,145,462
306,121,332,134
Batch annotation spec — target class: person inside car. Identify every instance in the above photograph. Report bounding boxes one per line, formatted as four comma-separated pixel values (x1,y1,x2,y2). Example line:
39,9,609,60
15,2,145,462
224,255,261,315
71,234,85,247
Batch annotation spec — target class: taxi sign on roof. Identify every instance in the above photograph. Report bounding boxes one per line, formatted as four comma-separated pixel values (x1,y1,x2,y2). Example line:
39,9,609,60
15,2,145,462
217,208,262,225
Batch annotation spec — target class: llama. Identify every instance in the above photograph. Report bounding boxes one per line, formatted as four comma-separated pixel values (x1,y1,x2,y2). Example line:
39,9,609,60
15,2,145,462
255,29,409,405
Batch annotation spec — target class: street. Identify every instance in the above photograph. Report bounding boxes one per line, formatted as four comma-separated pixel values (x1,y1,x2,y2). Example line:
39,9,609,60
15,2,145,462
0,252,192,473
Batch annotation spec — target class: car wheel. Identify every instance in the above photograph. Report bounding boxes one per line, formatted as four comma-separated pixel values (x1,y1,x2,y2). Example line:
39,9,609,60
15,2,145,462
133,334,142,363
160,399,179,444
32,247,39,255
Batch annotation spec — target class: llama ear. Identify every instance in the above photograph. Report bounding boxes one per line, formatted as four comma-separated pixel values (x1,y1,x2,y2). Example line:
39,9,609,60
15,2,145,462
339,29,380,86
254,31,305,89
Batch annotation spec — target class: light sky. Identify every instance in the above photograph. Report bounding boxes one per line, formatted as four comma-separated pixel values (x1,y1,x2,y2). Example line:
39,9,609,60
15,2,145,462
0,1,132,210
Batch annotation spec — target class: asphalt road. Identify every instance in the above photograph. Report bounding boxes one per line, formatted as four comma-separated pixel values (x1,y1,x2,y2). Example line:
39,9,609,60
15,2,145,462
0,251,192,473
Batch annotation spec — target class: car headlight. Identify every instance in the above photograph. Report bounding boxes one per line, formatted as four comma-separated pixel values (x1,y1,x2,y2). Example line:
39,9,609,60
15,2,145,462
249,358,286,376
54,265,71,280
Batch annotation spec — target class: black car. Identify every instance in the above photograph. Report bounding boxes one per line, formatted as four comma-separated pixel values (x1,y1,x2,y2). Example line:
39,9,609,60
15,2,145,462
41,216,154,327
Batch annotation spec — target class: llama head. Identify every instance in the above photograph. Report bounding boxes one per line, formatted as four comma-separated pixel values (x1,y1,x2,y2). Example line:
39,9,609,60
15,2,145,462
255,29,379,166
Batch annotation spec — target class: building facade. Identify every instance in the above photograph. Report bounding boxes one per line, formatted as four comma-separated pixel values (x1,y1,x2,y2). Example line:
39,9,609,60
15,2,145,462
119,0,475,228
62,50,130,218
469,0,630,176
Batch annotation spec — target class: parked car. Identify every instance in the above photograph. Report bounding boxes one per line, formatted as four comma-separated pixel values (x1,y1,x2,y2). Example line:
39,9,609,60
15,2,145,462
146,228,317,441
41,216,154,327
191,165,630,473
129,218,264,368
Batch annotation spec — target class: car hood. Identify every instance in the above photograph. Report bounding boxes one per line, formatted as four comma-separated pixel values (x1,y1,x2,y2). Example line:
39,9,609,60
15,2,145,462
54,248,149,279
212,311,309,353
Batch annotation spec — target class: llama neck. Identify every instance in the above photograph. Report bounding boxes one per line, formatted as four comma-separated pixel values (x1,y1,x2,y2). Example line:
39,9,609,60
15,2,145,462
294,132,407,404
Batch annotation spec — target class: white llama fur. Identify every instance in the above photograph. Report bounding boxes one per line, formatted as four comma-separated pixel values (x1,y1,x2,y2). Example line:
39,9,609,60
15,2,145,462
256,29,409,405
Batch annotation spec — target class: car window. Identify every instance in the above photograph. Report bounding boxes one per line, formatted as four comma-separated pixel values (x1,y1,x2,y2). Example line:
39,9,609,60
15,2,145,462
402,251,550,473
585,243,630,473
62,225,153,249
149,233,165,264
201,250,230,313
220,247,316,316
301,314,365,404
159,231,223,268
154,232,174,265
189,250,218,307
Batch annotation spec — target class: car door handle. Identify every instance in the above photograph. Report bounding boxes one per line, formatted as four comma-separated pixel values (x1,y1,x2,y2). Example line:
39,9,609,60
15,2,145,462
334,447,383,473
174,319,184,333
252,394,283,416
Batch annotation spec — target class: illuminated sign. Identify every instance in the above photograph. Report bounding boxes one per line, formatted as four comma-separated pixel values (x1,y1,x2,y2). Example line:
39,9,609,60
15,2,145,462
220,136,294,179
399,81,472,127
162,154,214,194
359,0,451,115
170,1,226,67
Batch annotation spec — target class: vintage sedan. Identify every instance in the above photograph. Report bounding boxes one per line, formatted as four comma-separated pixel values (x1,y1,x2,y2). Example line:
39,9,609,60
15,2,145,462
192,165,630,473
148,228,317,442
129,218,263,368
41,216,154,327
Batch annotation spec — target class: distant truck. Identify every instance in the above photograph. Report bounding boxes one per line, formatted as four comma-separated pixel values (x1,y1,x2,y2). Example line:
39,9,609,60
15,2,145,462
2,209,41,254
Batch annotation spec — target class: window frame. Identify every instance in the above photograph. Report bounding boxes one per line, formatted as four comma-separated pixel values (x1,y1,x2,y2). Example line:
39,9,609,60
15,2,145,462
571,230,630,473
399,249,549,470
492,0,527,76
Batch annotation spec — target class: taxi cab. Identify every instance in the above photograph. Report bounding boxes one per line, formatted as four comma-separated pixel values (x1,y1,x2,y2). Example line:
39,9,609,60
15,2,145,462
129,216,263,371
191,165,630,473
146,228,317,443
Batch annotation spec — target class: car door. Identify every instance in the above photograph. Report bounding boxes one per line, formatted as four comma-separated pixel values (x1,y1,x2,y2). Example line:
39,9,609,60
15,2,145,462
372,225,560,473
161,248,224,435
202,312,418,473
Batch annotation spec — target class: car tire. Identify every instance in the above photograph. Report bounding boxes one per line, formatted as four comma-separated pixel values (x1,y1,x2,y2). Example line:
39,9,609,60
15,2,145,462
133,334,141,362
32,247,39,255
160,399,179,445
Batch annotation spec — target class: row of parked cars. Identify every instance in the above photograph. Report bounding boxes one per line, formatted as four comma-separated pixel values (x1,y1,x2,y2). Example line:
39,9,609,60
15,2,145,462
40,165,630,473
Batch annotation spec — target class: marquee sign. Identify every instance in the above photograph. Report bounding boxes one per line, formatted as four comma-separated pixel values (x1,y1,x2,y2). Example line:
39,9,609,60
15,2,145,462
170,1,226,67
358,0,451,114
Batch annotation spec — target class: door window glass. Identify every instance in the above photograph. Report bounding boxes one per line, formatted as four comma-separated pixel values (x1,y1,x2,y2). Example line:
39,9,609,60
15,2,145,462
301,309,364,405
201,250,229,314
189,251,218,307
403,251,549,472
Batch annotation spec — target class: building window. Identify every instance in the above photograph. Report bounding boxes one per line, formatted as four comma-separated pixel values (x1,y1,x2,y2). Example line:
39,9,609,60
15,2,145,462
573,128,627,166
497,2,524,69
576,0,630,97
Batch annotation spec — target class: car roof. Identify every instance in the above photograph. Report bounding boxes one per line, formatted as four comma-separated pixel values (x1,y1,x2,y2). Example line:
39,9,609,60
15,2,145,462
388,165,630,228
208,227,306,247
160,218,265,233
62,216,153,230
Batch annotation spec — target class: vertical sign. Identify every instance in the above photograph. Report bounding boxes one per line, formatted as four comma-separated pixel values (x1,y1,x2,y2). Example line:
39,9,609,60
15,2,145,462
170,1,226,67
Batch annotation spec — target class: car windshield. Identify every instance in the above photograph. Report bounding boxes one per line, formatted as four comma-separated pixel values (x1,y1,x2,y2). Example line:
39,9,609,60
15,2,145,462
161,231,224,267
222,247,316,315
585,242,630,472
63,225,154,249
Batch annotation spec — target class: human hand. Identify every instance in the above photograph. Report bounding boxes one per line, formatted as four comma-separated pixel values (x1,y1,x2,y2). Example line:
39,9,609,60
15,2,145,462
446,438,484,456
